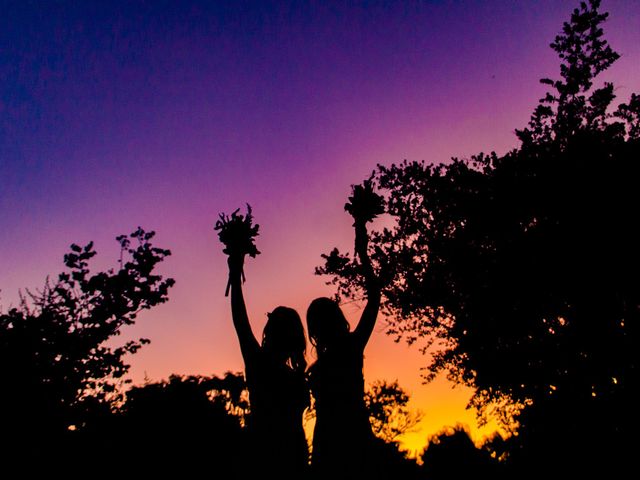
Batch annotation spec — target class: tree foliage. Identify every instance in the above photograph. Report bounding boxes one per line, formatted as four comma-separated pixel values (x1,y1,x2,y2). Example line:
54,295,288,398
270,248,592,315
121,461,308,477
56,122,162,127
364,380,423,443
0,227,174,447
421,426,502,479
318,0,638,469
517,0,621,145
123,372,249,425
112,373,248,476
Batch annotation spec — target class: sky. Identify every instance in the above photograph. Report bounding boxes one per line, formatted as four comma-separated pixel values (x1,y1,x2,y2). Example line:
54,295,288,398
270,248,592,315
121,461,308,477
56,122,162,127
2,0,639,454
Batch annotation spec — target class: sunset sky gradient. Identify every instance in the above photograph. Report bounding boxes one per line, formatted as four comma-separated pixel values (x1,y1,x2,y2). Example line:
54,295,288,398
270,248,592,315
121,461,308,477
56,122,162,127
2,0,639,453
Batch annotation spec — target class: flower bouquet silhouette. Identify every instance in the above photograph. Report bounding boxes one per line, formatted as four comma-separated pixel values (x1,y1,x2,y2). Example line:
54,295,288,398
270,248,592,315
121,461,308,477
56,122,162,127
345,178,384,224
215,204,260,296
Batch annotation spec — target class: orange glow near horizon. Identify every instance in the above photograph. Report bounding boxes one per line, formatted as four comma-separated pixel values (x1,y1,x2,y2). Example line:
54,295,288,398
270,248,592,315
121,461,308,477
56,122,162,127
119,262,507,455
2,0,638,460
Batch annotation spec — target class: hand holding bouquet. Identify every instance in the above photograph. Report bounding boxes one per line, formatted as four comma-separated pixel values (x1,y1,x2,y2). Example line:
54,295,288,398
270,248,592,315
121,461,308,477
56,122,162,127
215,204,260,296
344,178,385,225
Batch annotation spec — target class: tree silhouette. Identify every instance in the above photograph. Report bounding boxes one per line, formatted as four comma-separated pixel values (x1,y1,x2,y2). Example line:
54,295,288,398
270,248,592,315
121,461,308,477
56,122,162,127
364,380,423,443
420,426,502,479
0,228,174,468
318,0,638,472
517,0,620,145
113,373,248,477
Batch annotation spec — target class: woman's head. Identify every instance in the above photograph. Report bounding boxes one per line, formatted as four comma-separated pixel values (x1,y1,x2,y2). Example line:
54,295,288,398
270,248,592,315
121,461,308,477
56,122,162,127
262,306,307,372
306,297,350,353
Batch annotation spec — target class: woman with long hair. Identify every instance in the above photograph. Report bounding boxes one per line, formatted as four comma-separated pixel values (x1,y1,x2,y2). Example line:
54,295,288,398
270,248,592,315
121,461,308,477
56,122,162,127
307,183,383,475
219,209,309,476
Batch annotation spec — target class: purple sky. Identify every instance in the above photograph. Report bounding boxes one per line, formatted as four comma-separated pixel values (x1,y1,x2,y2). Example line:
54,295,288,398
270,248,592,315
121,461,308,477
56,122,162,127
2,0,639,451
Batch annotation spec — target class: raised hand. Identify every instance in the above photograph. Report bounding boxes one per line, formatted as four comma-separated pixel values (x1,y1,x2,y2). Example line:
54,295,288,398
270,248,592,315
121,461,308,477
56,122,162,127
227,253,245,278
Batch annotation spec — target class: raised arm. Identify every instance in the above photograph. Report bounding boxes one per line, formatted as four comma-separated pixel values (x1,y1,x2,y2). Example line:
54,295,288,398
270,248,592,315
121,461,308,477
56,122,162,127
228,254,260,361
352,219,381,349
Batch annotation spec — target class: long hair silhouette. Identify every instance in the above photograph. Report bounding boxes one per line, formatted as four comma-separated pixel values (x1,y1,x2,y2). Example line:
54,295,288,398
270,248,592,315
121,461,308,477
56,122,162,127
262,306,307,372
226,254,309,477
307,214,382,475
307,297,350,352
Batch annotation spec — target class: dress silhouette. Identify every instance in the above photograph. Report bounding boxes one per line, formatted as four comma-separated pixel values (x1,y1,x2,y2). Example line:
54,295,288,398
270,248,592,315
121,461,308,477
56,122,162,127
307,218,381,475
227,254,310,476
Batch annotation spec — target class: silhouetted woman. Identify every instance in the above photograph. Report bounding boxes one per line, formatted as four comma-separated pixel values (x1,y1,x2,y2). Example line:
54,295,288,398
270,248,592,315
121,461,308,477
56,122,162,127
227,253,310,476
307,194,382,475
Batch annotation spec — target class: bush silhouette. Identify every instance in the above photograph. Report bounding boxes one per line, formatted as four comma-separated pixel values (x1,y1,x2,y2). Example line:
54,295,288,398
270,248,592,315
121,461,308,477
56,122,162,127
114,373,248,477
421,426,502,478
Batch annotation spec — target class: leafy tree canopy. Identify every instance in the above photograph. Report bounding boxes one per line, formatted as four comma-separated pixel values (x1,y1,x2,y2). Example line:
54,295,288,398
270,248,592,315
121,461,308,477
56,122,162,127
0,227,174,440
318,3,638,465
365,379,423,443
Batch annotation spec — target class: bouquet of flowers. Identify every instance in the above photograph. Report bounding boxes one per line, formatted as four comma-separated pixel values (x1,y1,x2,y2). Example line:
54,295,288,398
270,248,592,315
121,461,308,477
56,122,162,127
215,204,260,296
344,178,385,224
